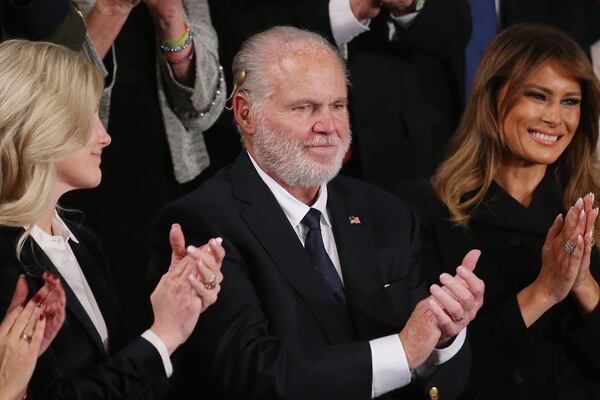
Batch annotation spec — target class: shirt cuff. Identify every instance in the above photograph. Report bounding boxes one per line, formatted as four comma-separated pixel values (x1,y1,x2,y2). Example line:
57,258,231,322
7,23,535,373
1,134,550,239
369,334,411,398
142,330,173,378
427,328,466,365
329,0,370,47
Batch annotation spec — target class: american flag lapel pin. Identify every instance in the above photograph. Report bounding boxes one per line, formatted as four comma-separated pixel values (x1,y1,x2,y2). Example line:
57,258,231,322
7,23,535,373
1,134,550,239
349,216,361,225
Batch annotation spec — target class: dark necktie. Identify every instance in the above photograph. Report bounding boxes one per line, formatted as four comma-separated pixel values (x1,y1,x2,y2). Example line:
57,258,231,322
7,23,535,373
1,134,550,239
465,0,498,101
301,208,347,305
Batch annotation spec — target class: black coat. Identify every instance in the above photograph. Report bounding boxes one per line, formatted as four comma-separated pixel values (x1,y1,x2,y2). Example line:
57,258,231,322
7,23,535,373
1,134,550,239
396,175,600,400
0,218,167,399
149,152,471,400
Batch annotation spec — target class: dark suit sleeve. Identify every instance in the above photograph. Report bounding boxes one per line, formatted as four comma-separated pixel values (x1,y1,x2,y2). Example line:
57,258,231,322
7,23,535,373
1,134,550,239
30,338,167,400
2,0,86,50
387,0,471,59
149,203,373,400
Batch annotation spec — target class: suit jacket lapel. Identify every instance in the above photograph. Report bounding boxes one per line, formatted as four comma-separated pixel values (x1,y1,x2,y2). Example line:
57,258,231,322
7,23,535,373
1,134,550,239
68,233,119,349
327,180,389,340
231,153,358,344
20,233,107,355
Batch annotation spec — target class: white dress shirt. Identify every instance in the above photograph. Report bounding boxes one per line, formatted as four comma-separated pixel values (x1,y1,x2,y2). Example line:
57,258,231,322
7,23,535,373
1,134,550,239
29,212,173,377
248,154,465,397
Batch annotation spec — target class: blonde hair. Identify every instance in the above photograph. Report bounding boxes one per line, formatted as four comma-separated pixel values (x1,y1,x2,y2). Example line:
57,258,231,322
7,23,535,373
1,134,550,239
0,40,103,253
433,24,600,238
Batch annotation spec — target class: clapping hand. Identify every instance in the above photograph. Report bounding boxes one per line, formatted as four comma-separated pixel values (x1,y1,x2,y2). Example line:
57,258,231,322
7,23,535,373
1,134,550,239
399,250,484,369
427,250,484,345
150,225,225,354
537,193,599,313
0,276,66,400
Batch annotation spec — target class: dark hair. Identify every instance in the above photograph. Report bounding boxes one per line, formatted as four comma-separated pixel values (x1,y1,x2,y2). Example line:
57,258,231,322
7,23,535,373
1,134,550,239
433,23,600,233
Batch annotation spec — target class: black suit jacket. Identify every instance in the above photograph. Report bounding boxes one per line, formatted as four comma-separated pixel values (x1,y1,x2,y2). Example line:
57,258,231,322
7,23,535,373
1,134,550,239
0,0,86,50
149,152,470,400
396,176,600,400
207,0,470,188
500,0,600,57
0,218,167,399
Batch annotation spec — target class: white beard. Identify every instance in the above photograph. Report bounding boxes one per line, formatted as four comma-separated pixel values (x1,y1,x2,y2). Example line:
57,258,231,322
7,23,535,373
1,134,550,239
251,116,351,189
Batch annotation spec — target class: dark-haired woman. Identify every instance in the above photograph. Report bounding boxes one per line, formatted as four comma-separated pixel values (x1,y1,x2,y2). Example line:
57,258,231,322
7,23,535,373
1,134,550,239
397,24,600,399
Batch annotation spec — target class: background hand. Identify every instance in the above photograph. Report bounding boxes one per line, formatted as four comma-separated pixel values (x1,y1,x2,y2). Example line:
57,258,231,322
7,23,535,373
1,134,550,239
95,0,140,14
350,0,382,21
380,0,416,16
144,0,183,21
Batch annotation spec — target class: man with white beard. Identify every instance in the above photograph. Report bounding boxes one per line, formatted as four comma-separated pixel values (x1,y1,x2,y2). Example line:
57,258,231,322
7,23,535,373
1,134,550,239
149,26,485,400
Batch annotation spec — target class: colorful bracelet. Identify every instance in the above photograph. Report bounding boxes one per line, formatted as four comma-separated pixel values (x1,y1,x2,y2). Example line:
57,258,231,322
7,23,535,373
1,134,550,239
164,42,195,65
159,26,194,53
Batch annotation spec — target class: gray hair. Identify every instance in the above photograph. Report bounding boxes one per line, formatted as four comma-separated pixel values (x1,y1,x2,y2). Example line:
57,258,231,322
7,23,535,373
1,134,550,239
232,26,348,112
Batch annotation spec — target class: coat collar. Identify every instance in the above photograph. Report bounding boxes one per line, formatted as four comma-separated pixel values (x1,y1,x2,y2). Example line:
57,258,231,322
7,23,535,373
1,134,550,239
229,153,383,342
470,170,563,235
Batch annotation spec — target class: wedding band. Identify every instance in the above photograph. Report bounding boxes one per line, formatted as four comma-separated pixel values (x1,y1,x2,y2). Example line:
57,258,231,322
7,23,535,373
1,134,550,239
453,314,466,322
204,273,217,290
21,333,32,343
565,241,576,255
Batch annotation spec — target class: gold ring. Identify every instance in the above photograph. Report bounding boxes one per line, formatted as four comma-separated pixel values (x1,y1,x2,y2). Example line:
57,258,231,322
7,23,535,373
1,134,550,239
21,333,32,343
204,273,217,290
453,313,466,322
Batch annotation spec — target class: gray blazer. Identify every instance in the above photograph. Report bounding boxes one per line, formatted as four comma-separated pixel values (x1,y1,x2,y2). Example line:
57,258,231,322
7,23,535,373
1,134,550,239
78,0,225,183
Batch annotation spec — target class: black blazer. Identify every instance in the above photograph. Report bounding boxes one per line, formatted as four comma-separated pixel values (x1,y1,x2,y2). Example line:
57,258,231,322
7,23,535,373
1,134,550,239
500,0,600,57
396,176,600,400
149,152,470,400
0,218,167,399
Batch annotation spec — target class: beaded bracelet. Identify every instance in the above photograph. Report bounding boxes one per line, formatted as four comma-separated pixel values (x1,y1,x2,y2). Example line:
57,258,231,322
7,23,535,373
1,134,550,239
159,26,194,53
164,42,195,65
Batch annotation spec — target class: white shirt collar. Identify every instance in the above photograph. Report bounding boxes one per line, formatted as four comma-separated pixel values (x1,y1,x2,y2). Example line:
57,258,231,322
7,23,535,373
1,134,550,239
248,152,331,228
29,211,79,250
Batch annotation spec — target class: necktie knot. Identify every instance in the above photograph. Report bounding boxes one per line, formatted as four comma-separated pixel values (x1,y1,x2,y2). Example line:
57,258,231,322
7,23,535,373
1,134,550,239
302,208,322,231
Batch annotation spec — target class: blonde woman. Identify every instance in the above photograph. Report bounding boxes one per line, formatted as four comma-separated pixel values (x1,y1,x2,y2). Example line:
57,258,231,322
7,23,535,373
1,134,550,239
397,24,600,399
0,40,224,399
